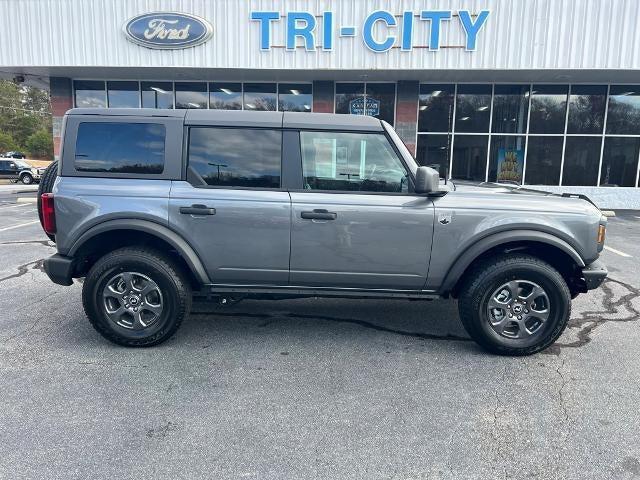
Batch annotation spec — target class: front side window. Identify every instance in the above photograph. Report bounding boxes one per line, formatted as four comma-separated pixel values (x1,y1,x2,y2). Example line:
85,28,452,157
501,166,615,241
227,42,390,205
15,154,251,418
74,122,165,174
300,131,408,193
188,128,281,188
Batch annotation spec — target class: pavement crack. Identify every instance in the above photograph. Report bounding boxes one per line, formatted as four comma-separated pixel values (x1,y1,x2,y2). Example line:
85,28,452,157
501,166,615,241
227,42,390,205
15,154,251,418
556,358,570,422
546,277,640,354
0,258,44,284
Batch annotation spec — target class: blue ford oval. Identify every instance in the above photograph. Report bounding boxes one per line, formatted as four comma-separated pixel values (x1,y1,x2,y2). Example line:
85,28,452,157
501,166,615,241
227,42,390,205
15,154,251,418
124,12,213,49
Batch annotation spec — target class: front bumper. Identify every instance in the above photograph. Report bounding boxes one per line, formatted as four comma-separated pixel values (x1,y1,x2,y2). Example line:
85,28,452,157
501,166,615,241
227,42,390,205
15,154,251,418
581,259,608,290
43,254,74,286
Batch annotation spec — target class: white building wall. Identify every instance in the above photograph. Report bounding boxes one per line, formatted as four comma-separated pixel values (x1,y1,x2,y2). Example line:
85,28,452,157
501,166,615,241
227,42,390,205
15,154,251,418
1,0,640,71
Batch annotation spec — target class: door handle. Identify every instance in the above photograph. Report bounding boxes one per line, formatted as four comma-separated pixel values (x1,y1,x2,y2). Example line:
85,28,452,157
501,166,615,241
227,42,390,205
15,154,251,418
179,204,216,215
301,209,337,220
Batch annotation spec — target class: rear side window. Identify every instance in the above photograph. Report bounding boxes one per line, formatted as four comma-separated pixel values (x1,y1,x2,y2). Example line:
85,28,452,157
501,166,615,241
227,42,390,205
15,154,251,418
188,127,281,188
74,122,165,174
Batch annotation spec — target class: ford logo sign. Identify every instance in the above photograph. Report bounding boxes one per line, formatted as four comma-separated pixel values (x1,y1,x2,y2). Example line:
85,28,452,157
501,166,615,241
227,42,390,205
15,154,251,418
124,12,213,49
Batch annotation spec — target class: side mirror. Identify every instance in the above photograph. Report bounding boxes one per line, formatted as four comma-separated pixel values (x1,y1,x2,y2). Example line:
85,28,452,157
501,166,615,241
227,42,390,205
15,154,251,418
414,166,441,194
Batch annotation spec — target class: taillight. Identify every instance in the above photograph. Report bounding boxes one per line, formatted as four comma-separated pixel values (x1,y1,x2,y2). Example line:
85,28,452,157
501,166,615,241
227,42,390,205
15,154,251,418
41,193,56,235
597,224,606,245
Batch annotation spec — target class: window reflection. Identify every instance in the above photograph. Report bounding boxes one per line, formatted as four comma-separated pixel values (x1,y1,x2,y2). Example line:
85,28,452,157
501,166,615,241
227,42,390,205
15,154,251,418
335,83,365,116
175,82,207,109
278,83,312,112
141,82,174,109
452,135,488,181
74,80,106,108
562,137,602,186
455,85,492,133
107,81,139,108
209,82,242,110
492,85,529,134
365,83,396,126
244,83,277,111
416,134,451,178
607,86,640,135
529,85,568,134
567,85,607,134
600,137,640,187
418,84,455,133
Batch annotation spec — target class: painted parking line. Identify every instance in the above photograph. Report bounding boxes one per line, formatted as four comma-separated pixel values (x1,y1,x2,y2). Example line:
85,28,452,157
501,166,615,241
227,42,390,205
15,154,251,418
604,245,633,258
0,203,32,210
0,220,40,232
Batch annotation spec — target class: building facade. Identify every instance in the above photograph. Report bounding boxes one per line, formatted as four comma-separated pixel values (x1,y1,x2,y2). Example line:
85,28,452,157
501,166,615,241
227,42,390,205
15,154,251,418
3,0,640,206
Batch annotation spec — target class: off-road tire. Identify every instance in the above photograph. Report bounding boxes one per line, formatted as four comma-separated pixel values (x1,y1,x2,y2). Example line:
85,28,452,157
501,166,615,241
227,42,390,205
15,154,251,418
82,247,192,347
37,160,58,242
458,253,571,356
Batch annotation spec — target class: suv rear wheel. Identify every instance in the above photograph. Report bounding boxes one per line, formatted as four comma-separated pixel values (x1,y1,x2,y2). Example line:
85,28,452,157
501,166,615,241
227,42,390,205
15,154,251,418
82,247,192,347
458,254,571,356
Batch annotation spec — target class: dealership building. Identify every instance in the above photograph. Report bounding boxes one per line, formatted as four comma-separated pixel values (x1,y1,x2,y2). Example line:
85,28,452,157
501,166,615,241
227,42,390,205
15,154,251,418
3,0,640,207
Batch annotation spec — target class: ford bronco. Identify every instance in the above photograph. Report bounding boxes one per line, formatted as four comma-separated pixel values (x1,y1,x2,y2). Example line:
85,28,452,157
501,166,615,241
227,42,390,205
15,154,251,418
39,109,607,355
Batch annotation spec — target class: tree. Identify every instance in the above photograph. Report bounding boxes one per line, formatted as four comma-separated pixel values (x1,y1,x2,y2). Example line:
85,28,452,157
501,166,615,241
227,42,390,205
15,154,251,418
25,129,53,159
0,131,18,152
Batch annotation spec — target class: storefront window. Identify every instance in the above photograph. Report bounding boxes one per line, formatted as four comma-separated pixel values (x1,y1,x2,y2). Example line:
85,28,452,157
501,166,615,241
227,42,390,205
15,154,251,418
529,85,568,134
209,82,242,110
418,84,455,133
175,82,207,109
492,85,529,134
567,85,607,134
562,137,602,186
524,137,563,185
243,83,277,111
365,83,396,125
335,83,365,116
488,136,526,184
600,137,640,187
74,80,106,108
606,86,640,135
141,82,174,109
278,83,312,112
107,81,139,108
416,134,451,178
451,135,488,181
455,85,492,133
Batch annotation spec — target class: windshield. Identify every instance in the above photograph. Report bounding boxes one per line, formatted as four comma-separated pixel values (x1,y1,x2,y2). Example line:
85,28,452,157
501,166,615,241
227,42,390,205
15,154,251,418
381,121,418,176
14,160,30,169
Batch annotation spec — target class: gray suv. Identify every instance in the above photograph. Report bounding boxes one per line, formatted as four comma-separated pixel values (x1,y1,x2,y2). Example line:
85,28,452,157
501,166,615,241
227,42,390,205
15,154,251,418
40,109,608,355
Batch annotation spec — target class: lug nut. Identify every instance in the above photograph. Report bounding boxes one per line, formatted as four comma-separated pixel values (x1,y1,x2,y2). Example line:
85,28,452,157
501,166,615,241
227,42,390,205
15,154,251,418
524,309,529,314
509,313,513,318
517,315,522,320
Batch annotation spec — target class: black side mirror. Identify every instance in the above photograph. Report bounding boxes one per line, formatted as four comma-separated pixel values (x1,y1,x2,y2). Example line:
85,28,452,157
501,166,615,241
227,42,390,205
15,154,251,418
414,166,441,194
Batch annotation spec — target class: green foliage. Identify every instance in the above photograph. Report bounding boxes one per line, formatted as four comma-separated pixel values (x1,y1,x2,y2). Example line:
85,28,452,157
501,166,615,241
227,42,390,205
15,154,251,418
0,79,52,158
0,131,18,152
25,129,53,158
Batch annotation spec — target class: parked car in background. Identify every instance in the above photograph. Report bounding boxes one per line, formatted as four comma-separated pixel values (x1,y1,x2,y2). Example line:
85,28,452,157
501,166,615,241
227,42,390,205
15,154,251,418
0,158,43,184
2,151,27,159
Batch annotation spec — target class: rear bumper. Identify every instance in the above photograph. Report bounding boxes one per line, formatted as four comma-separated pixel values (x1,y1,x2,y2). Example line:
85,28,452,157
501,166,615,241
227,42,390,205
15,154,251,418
581,259,608,290
43,254,74,286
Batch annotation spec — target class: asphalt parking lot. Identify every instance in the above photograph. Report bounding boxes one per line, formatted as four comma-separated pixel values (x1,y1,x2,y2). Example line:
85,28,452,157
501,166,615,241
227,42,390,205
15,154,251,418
1,189,639,480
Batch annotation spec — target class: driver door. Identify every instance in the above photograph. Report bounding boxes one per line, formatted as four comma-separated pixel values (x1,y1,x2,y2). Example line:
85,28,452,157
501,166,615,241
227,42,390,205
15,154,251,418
289,130,435,290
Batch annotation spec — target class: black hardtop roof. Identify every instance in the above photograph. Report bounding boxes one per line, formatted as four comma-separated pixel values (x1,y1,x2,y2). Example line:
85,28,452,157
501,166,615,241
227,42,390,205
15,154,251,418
65,109,384,132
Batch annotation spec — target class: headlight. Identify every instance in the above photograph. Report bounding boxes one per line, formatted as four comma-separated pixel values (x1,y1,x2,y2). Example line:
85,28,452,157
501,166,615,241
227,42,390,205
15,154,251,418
31,168,38,174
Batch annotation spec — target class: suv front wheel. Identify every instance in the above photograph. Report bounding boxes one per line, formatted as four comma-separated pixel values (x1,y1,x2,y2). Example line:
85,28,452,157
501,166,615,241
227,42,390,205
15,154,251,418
20,173,33,184
82,247,192,347
458,254,571,356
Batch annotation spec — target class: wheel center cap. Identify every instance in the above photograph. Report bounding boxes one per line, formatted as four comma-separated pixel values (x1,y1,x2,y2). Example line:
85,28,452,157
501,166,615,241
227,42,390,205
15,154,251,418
129,295,140,306
512,304,522,314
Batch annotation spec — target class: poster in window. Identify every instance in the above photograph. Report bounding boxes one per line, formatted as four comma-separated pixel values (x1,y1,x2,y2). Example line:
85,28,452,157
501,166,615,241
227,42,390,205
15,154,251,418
497,148,523,183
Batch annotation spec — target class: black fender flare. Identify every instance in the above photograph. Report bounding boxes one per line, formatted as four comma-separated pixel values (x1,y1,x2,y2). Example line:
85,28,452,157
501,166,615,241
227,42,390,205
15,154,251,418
68,219,211,284
438,229,585,294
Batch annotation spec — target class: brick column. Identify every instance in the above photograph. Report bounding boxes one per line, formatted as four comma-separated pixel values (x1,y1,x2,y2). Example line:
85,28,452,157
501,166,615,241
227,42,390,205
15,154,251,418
312,81,334,113
395,81,419,156
50,77,73,160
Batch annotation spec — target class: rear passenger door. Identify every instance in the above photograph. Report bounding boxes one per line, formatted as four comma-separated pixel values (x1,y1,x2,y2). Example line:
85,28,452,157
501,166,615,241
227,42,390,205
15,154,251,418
169,120,291,286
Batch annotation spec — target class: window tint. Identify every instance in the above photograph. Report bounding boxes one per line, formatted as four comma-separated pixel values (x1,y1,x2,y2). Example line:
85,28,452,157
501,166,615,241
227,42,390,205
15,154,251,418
278,83,312,112
600,137,640,187
243,83,277,111
141,82,174,109
74,80,106,108
492,85,530,134
529,85,568,134
418,84,455,133
451,135,488,181
606,86,640,135
416,134,451,178
74,122,165,174
455,85,492,133
188,128,281,188
567,85,607,134
562,137,602,186
300,131,408,193
175,82,207,109
524,137,563,185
